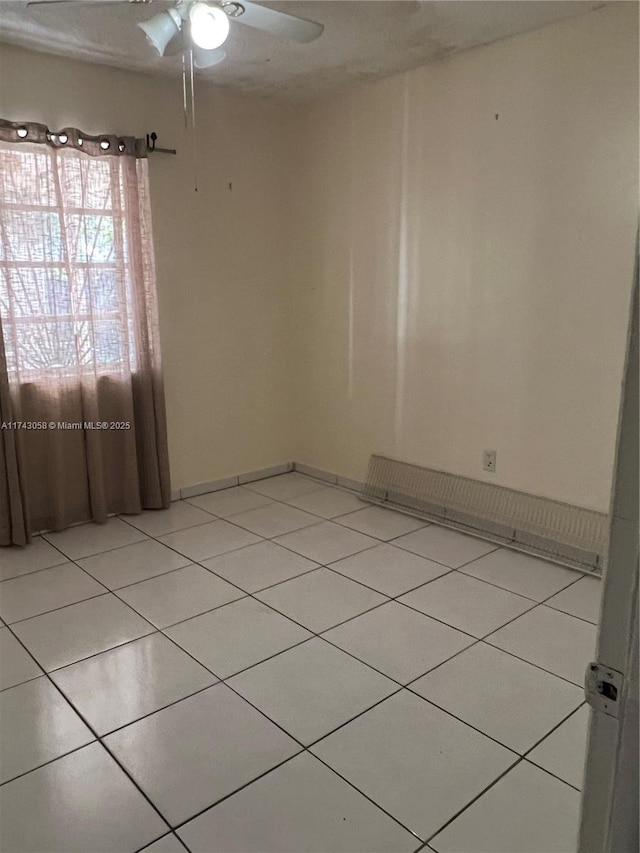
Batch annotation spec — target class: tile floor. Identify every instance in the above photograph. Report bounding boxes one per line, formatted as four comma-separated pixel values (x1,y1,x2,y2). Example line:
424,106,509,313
0,472,600,853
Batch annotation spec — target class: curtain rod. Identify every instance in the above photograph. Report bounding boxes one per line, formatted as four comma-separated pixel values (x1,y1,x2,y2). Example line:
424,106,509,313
0,119,177,158
145,132,176,156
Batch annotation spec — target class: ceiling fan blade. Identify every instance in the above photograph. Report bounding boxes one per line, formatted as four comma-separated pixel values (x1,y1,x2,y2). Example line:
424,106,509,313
231,1,323,43
193,46,226,68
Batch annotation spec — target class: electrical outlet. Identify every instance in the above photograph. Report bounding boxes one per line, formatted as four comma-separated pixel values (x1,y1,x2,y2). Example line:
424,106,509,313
483,450,497,473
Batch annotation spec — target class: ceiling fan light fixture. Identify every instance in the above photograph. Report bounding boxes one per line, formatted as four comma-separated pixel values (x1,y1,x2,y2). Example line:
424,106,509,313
189,3,230,51
138,7,182,56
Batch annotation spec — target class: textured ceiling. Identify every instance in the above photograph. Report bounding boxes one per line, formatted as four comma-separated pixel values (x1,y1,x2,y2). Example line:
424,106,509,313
0,0,606,100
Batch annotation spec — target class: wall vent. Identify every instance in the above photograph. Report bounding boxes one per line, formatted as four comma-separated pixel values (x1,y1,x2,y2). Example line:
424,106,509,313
363,454,608,574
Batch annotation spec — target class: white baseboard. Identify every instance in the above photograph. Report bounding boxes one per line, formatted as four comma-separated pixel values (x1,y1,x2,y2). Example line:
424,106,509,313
176,462,295,500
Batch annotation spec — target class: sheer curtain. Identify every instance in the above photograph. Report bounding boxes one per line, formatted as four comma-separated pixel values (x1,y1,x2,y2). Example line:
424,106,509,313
0,120,170,545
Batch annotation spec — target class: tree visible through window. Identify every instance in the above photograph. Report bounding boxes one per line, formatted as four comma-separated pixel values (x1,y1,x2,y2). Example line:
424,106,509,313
0,144,137,380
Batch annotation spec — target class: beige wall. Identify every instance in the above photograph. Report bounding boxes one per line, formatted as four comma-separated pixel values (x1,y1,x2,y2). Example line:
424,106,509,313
0,42,295,491
1,3,637,510
288,3,638,512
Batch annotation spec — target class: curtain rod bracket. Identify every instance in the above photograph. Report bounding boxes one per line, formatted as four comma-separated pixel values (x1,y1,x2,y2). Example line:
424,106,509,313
146,132,177,155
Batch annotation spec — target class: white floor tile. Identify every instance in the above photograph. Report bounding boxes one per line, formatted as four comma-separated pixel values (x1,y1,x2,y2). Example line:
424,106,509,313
77,540,191,590
329,544,450,596
179,752,418,853
228,638,397,745
398,572,534,638
244,473,324,501
273,521,378,565
158,520,260,562
324,601,474,684
336,506,427,541
0,626,43,689
43,517,147,559
411,642,583,753
187,487,272,518
52,633,216,735
104,684,300,827
285,486,369,519
486,605,597,685
394,526,497,568
527,705,590,789
256,567,387,633
0,537,67,582
0,742,167,853
12,594,155,672
230,503,319,538
117,564,245,629
166,597,311,679
202,541,318,593
459,548,579,601
0,563,106,624
124,501,215,537
0,677,94,783
546,575,602,624
430,761,580,853
312,690,515,840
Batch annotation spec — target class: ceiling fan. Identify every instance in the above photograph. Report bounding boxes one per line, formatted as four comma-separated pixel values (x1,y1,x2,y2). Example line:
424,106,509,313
27,0,325,68
25,0,323,190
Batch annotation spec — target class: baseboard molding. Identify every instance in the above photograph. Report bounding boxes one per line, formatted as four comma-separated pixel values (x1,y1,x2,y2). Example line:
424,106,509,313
292,462,338,485
176,462,294,501
292,463,366,493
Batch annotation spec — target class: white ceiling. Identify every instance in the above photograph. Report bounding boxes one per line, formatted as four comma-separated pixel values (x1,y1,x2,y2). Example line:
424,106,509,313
0,0,607,100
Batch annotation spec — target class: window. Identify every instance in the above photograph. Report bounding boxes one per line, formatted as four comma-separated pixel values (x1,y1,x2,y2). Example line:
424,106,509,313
0,143,138,380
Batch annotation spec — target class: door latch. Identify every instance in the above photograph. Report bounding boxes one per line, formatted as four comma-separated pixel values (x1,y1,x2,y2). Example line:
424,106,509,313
584,661,624,718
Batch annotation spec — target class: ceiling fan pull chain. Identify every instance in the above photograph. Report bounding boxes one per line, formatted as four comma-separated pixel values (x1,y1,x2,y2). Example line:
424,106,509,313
189,47,198,193
182,52,188,130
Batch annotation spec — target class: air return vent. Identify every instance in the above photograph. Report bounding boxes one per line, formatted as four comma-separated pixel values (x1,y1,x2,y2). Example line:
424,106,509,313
363,454,608,573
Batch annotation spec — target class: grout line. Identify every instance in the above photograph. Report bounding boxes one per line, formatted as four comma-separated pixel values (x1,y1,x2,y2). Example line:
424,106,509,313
4,590,112,627
0,738,98,788
40,533,150,561
168,631,315,683
303,752,424,845
107,586,247,632
520,701,588,773
2,627,161,683
77,558,193,593
200,561,323,597
401,678,583,757
167,750,305,833
521,756,583,793
0,671,43,694
0,556,72,583
55,678,220,743
135,831,190,853
423,755,523,847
